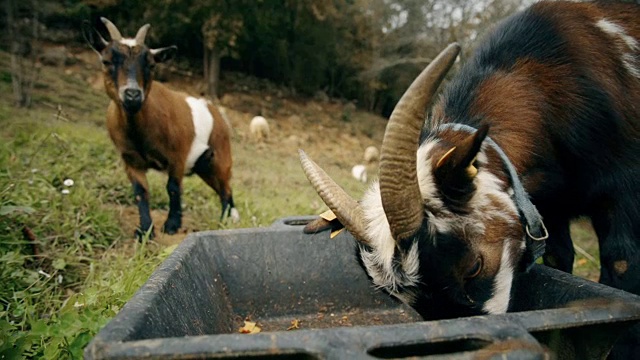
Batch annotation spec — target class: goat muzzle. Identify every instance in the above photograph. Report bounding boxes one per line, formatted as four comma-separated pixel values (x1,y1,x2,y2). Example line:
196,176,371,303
123,88,143,114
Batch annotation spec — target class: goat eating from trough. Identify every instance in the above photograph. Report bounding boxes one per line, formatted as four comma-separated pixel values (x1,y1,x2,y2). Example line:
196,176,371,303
300,0,640,320
83,18,240,239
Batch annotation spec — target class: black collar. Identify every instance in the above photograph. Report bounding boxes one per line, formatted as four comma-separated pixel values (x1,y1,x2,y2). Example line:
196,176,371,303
437,123,548,272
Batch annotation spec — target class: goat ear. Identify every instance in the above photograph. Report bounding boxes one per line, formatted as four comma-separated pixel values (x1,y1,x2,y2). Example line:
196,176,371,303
151,46,177,63
436,124,488,175
434,124,489,208
82,21,108,54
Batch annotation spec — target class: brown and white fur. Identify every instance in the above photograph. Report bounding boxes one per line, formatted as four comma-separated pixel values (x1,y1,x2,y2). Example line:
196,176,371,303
83,18,239,238
301,0,640,321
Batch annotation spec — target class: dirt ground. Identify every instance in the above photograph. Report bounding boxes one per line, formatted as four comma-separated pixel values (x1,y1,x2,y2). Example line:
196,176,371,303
114,206,193,245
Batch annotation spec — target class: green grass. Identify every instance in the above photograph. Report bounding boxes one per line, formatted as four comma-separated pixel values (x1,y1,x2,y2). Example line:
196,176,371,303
0,104,175,358
0,50,374,359
0,51,187,358
571,219,601,282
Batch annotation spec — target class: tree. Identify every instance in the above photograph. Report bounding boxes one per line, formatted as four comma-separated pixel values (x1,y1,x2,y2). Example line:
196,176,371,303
201,11,243,99
74,0,529,115
358,0,529,115
140,0,247,99
6,0,41,108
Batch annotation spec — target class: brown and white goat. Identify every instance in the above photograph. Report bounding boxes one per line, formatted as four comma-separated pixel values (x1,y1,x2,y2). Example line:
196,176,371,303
301,0,640,320
83,18,239,238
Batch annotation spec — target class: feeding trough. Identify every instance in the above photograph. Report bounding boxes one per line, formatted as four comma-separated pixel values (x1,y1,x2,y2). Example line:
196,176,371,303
85,216,640,359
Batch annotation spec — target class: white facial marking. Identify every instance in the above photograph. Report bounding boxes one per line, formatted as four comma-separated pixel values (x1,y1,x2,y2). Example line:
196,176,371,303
417,140,452,238
596,19,640,78
416,140,518,237
471,150,518,224
483,238,515,314
184,97,214,173
402,242,421,286
416,141,443,207
119,38,137,47
118,78,145,104
361,181,396,286
359,133,522,312
360,181,420,302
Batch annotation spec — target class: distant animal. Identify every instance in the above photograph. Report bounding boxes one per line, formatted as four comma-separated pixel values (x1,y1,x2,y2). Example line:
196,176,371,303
351,164,367,183
301,0,640,322
82,18,240,239
250,115,270,142
363,146,380,164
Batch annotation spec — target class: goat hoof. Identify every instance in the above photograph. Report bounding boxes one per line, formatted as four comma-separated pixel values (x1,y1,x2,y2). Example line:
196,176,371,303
162,220,181,235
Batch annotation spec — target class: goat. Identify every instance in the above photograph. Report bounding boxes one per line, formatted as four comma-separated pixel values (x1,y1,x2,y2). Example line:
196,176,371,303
351,164,367,183
82,18,240,238
300,0,640,320
364,146,380,164
250,115,270,142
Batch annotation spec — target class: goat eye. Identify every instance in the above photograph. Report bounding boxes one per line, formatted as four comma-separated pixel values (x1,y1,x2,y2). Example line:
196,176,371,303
102,60,112,66
465,257,483,279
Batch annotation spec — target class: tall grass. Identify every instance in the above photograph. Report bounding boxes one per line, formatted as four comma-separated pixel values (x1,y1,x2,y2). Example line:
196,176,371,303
0,110,173,358
0,48,185,358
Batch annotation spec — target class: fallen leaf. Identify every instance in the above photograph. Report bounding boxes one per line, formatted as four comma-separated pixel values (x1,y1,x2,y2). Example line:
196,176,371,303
239,321,261,334
319,209,337,221
287,319,300,331
577,258,587,266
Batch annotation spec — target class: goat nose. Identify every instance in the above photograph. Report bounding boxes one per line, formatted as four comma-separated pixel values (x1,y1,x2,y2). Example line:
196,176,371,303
124,89,142,102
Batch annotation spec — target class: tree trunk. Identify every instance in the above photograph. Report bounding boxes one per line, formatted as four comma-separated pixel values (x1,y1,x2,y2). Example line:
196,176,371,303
206,48,221,99
7,0,38,108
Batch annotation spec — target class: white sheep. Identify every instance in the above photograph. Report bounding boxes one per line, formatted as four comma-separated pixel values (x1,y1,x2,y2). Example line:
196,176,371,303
250,116,270,142
351,164,367,183
364,146,379,164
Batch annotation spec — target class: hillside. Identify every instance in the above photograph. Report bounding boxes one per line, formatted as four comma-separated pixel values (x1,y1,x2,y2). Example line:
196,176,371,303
5,43,390,241
0,44,600,358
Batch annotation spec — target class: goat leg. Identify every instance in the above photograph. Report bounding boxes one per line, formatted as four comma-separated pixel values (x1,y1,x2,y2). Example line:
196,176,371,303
541,219,574,273
163,175,183,234
127,167,154,240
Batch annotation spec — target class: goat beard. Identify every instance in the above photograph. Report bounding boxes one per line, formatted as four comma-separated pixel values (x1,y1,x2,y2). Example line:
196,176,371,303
123,100,143,115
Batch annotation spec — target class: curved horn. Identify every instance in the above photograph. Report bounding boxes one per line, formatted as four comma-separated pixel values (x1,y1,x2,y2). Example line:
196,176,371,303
299,150,369,244
379,43,461,242
135,24,151,44
100,17,122,41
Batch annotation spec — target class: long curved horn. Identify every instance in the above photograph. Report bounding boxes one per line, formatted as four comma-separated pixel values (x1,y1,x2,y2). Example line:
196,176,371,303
379,43,461,242
100,18,123,41
299,150,369,244
135,24,151,44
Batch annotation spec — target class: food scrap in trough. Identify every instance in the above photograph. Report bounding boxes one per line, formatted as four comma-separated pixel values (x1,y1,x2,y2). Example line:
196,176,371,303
287,319,300,331
239,321,261,334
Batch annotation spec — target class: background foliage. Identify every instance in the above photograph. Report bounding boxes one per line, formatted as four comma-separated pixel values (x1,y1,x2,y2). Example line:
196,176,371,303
3,0,536,114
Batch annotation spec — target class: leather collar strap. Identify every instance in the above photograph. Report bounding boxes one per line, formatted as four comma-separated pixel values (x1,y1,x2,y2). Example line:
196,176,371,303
437,123,548,271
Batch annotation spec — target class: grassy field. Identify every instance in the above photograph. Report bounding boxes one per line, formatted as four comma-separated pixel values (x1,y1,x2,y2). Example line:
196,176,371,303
0,47,386,359
0,47,600,359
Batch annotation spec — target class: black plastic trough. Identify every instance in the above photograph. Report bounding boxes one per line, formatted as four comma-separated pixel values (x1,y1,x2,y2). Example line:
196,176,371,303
85,216,640,360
